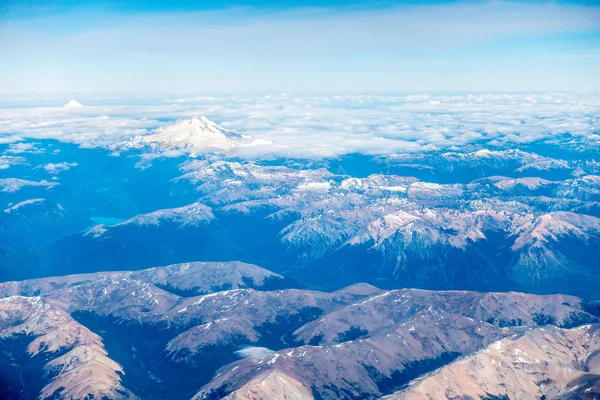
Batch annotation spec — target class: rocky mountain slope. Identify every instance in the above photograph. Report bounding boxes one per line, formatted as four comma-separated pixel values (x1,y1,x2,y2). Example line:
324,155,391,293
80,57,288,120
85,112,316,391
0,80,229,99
387,324,600,400
0,295,134,400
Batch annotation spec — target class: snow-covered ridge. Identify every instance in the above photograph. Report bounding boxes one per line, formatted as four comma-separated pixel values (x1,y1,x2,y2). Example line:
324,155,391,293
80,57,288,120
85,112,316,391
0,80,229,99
4,198,47,213
89,160,600,256
173,160,600,247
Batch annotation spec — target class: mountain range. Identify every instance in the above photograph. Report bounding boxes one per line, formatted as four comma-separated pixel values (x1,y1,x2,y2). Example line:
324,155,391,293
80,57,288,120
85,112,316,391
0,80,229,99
36,156,600,297
1,261,599,400
1,113,600,400
0,262,600,399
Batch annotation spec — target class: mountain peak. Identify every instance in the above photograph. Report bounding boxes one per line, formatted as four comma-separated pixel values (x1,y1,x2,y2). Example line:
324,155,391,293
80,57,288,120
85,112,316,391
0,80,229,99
176,115,243,140
64,100,84,109
127,116,246,152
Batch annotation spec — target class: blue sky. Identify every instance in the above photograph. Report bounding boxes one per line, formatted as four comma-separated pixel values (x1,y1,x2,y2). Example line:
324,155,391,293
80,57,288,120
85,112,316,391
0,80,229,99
1,0,599,93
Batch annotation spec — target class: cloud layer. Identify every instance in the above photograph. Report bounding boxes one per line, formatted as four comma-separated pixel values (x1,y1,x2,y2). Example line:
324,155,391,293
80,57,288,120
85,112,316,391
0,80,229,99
1,92,599,158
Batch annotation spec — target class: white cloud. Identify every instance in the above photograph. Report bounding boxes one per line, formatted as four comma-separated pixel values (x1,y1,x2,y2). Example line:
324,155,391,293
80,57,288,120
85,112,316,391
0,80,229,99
0,136,20,145
236,346,273,359
0,155,25,170
4,142,43,154
37,162,78,175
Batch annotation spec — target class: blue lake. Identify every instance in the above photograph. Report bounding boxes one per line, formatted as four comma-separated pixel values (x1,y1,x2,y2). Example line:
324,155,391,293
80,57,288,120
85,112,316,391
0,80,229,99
89,216,127,225
83,216,127,232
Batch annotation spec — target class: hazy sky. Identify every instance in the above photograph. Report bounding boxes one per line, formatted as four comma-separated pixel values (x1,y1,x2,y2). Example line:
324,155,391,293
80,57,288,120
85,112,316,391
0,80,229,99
1,0,600,93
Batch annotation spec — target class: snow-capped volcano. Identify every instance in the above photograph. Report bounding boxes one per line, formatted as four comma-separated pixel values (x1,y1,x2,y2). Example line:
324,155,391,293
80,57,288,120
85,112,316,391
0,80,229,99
63,100,84,108
128,116,247,152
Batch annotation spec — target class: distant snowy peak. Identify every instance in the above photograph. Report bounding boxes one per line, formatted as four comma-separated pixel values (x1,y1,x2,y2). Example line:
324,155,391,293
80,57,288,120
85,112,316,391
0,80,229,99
64,100,84,109
128,116,248,152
